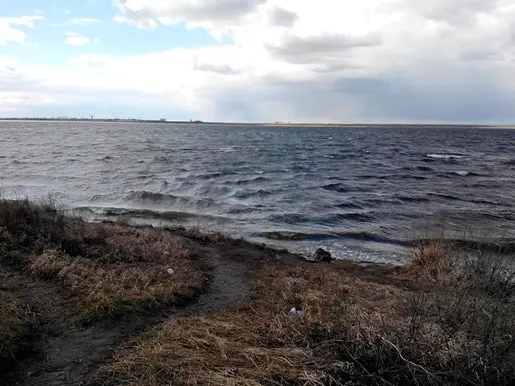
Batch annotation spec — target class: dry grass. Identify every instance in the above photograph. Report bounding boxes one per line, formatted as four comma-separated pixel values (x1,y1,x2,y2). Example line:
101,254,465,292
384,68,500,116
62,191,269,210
0,274,35,367
108,245,515,386
29,224,208,321
2,198,514,384
107,263,413,385
0,199,208,321
411,240,449,271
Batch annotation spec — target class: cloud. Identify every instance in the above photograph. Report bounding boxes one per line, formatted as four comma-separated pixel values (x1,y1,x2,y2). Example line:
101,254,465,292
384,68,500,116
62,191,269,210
193,62,238,75
403,0,501,26
52,17,102,27
0,15,44,45
268,7,298,27
65,32,99,46
2,0,515,123
267,34,381,64
113,0,266,29
69,17,102,25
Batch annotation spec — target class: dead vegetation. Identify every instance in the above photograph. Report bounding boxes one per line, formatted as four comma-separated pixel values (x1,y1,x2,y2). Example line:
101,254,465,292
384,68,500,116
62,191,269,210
0,271,36,371
107,262,409,385
108,240,515,386
0,199,208,321
1,198,514,385
30,242,206,321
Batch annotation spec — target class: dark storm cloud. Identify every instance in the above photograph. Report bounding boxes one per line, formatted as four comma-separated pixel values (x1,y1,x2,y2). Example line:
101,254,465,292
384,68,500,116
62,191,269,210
202,66,515,123
329,71,515,123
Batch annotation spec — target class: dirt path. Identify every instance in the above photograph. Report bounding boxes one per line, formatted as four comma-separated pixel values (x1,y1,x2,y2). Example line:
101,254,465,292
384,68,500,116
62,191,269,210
5,244,253,386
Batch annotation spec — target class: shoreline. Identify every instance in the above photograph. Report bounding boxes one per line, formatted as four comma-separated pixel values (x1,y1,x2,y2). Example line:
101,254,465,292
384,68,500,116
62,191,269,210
1,198,513,385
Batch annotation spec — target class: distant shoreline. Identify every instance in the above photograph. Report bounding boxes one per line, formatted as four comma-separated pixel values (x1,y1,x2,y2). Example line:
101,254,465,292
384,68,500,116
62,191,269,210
0,117,513,129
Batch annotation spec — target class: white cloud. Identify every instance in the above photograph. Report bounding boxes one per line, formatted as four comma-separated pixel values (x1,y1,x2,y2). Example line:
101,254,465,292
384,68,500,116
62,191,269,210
69,17,102,25
52,17,102,27
113,0,266,29
2,1,515,123
0,15,44,46
65,32,99,46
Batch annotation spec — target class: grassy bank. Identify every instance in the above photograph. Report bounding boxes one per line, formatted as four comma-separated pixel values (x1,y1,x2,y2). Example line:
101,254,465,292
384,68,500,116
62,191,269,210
0,199,208,322
108,243,514,385
0,198,514,385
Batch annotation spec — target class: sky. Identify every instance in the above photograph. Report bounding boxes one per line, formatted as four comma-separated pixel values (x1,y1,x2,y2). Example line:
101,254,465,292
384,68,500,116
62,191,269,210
0,0,514,123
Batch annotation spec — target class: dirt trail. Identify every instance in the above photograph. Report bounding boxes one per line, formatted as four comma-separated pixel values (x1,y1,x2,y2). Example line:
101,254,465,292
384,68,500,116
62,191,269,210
4,244,253,386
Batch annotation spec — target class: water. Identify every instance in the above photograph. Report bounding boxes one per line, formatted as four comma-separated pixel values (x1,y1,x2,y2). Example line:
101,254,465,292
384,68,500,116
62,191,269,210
1,121,515,264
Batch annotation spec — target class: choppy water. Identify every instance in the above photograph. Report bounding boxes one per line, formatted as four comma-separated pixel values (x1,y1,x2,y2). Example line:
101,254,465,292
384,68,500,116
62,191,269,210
2,121,515,264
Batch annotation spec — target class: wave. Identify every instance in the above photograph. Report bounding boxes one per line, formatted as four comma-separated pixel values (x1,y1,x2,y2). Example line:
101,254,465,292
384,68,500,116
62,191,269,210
226,206,256,214
453,171,476,177
392,194,430,203
428,192,462,201
232,189,273,199
195,172,225,180
336,202,365,210
256,231,339,241
426,153,466,160
356,174,391,180
75,206,224,223
269,211,375,226
269,213,311,224
127,190,179,202
320,183,349,193
320,212,375,224
126,190,215,207
437,171,485,178
469,199,506,207
257,230,409,246
416,165,434,172
398,175,428,181
234,176,269,185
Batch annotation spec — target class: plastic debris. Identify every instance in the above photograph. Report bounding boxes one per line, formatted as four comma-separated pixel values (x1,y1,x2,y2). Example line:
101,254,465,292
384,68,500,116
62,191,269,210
287,307,303,318
167,268,175,275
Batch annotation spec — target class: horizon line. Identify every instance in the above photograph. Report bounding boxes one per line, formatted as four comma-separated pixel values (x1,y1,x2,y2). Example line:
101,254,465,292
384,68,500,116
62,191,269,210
0,117,513,128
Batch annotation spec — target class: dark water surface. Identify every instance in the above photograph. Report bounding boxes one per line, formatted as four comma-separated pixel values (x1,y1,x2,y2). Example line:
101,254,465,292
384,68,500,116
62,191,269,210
2,121,515,263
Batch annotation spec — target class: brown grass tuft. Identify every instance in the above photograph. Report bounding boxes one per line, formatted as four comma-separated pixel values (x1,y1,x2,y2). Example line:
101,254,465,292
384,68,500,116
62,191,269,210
411,239,450,272
29,225,208,321
0,199,208,321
